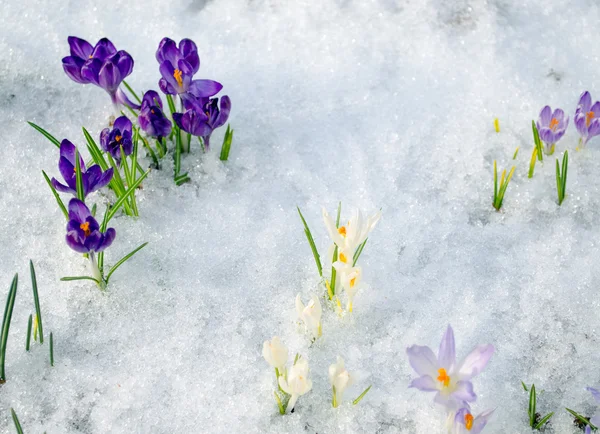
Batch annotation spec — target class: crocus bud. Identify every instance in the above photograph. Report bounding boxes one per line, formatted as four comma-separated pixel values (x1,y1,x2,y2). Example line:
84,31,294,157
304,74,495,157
278,357,312,413
329,356,353,407
296,294,322,338
262,336,288,371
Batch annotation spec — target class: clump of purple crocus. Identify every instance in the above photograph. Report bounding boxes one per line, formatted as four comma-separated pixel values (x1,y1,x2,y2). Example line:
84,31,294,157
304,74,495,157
574,91,600,147
585,387,600,427
536,106,568,155
62,36,139,110
453,407,495,433
51,139,113,197
138,90,172,140
156,37,222,104
100,116,133,163
406,325,494,411
174,95,231,150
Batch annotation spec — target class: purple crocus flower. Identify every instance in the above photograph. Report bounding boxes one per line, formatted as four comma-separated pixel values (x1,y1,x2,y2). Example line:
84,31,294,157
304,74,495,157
51,139,113,197
453,408,495,433
62,36,139,109
406,325,494,411
100,116,133,163
585,387,600,427
156,37,222,102
174,95,231,149
574,91,600,146
65,198,115,254
536,106,568,155
138,90,172,139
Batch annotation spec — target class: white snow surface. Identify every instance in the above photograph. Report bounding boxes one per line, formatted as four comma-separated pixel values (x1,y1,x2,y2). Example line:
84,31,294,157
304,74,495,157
1,0,600,432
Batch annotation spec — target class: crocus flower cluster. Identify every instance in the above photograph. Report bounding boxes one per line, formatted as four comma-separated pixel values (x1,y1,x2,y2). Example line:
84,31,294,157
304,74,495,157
100,116,133,163
263,337,312,414
536,106,568,155
407,325,495,432
138,90,172,141
575,91,600,147
62,37,138,109
323,207,381,312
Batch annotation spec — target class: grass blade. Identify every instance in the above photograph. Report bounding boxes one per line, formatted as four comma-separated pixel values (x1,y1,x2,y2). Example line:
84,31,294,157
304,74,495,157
29,260,43,344
353,238,368,266
330,245,338,297
105,242,148,283
529,384,536,427
11,408,24,434
493,160,498,207
513,146,520,160
274,392,285,415
528,147,538,179
562,151,568,196
297,207,322,277
352,385,372,405
49,332,54,367
122,80,142,105
0,274,18,382
220,124,233,161
41,171,68,220
25,314,32,351
60,276,99,283
82,127,109,171
75,149,85,202
566,408,597,430
532,120,543,162
534,412,554,430
103,169,150,226
556,158,562,204
27,121,60,148
521,380,528,392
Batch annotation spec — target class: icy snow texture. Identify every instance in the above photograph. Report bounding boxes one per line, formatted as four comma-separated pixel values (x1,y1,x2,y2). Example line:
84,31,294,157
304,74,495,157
1,0,600,432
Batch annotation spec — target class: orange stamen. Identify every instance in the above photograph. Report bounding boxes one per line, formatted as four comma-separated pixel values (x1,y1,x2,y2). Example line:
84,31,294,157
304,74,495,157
173,69,183,87
350,276,356,287
437,368,450,387
115,135,122,143
587,111,595,127
339,252,347,263
80,222,91,237
338,226,347,237
465,413,474,430
549,118,559,131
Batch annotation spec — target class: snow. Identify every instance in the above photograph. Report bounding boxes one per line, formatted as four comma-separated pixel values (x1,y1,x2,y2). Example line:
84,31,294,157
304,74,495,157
1,0,600,432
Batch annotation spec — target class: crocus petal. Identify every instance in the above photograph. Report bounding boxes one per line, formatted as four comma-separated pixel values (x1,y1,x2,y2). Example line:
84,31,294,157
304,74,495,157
62,56,88,84
591,101,600,117
214,95,231,129
587,387,600,403
586,426,592,434
590,415,600,426
406,345,438,377
68,198,91,223
159,61,180,93
58,156,75,185
538,127,555,145
575,112,588,137
453,380,476,402
115,87,141,110
66,230,88,253
81,58,102,85
91,38,117,61
457,344,494,380
95,168,114,192
51,178,74,194
115,51,134,80
156,37,178,65
472,408,495,434
68,36,93,59
579,91,592,113
551,108,565,122
84,165,101,195
438,325,456,370
188,79,223,98
96,228,116,252
539,105,552,126
98,62,121,94
113,116,132,134
408,375,438,391
84,231,102,252
180,38,200,73
142,90,163,108
588,118,600,139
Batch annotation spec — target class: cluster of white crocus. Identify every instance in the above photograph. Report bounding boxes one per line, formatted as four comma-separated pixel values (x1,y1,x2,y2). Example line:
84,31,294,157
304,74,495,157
295,294,322,339
262,336,312,414
323,207,381,312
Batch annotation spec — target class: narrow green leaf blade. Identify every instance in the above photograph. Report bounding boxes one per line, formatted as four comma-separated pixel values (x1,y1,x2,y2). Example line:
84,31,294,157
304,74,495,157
29,260,43,344
297,207,323,277
60,276,99,283
27,121,60,148
122,80,142,104
534,412,554,429
75,149,85,202
105,242,148,282
11,408,24,434
104,169,150,224
41,171,68,220
352,385,372,405
25,314,32,351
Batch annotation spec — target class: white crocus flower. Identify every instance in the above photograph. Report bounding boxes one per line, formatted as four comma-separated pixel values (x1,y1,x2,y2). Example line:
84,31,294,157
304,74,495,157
262,336,288,373
331,263,363,312
296,294,322,338
322,207,381,254
278,357,312,413
329,356,353,407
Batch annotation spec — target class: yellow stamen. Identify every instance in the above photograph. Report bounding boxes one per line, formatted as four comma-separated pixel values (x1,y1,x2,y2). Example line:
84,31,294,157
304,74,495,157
80,222,91,237
339,252,347,263
115,135,122,143
173,69,183,87
338,226,347,237
549,118,559,131
465,413,474,430
586,111,595,127
350,276,356,288
494,118,500,133
348,301,353,312
437,368,450,387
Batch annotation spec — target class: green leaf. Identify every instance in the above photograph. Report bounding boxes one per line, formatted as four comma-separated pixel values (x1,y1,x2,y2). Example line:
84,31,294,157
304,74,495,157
513,147,520,160
122,80,142,105
352,385,372,405
0,274,18,382
25,314,32,352
566,408,597,430
174,125,182,178
335,201,342,226
353,238,368,266
27,121,60,148
105,242,148,283
106,153,133,216
82,127,109,171
562,151,568,200
49,332,54,367
141,136,159,168
11,408,24,434
29,261,43,344
528,147,538,179
75,149,85,202
529,384,536,427
330,245,338,297
220,124,234,161
166,94,177,116
521,380,528,392
103,169,150,225
41,171,68,220
297,207,322,277
532,120,543,162
274,392,285,415
534,412,553,430
493,160,498,208
60,276,100,283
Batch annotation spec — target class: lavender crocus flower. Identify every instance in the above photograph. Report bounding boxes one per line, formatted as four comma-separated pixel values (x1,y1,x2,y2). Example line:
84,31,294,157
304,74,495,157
51,140,113,197
406,325,494,411
62,36,139,109
585,387,600,427
156,37,222,101
100,116,133,162
536,106,568,155
453,408,495,433
174,95,231,149
574,91,600,147
138,90,172,139
65,198,115,254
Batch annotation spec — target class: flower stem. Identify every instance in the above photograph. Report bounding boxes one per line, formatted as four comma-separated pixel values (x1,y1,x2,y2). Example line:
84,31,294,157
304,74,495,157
286,393,298,414
88,252,105,289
